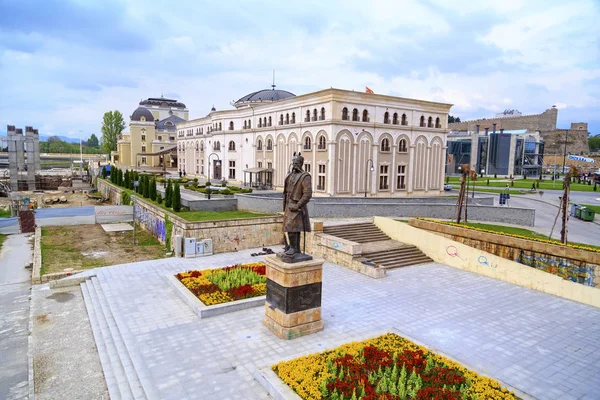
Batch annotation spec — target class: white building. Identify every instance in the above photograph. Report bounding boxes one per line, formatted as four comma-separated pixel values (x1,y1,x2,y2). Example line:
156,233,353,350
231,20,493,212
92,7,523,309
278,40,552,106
176,88,452,197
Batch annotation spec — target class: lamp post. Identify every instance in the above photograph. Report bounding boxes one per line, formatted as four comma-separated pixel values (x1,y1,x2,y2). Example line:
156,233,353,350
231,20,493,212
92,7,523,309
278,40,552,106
364,159,374,197
79,130,84,179
562,129,568,176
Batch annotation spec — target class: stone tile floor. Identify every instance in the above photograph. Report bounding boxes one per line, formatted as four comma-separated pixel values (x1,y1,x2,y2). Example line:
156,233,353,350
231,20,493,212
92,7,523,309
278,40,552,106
88,248,600,400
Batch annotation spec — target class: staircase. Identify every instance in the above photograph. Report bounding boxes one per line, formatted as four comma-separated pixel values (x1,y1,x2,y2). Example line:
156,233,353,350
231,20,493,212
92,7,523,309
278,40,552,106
81,277,159,400
323,222,433,269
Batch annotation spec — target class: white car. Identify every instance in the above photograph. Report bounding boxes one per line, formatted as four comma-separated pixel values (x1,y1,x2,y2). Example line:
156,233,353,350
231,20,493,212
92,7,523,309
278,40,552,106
443,183,453,191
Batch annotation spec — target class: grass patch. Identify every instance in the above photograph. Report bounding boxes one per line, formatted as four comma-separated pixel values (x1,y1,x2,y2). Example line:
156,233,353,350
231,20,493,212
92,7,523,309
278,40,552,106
0,208,11,218
0,234,6,249
448,186,534,195
580,204,600,214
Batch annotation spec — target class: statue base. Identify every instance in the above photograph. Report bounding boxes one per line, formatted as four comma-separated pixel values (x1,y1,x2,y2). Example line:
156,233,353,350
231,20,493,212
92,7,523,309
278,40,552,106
262,254,324,340
276,252,313,264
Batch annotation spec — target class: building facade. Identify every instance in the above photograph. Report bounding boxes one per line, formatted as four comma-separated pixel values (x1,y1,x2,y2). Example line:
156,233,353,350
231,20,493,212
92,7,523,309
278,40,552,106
446,129,544,177
115,96,188,168
176,88,452,197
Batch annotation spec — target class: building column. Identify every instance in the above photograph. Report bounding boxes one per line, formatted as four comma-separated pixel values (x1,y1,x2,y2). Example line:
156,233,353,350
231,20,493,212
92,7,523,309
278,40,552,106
327,141,336,196
371,143,378,196
351,142,358,195
440,146,448,192
425,145,431,192
312,143,317,192
391,144,397,194
407,145,415,194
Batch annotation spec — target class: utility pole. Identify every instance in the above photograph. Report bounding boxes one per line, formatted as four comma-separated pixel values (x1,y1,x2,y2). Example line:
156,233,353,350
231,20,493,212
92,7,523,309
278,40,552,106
561,130,568,175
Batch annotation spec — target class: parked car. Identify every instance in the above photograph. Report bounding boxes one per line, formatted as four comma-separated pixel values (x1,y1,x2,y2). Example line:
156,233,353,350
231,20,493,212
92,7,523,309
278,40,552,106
443,183,453,191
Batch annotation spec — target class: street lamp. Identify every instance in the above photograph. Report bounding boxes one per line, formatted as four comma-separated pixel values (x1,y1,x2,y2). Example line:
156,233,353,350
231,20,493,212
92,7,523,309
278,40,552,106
364,159,374,197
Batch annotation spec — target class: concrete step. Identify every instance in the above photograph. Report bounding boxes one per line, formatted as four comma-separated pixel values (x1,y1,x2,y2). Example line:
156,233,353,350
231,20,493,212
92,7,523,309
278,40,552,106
89,277,147,400
83,280,134,399
81,282,120,400
323,223,391,243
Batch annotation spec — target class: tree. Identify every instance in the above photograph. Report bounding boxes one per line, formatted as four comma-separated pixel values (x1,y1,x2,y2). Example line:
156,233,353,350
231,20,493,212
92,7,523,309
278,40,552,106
102,166,107,179
150,177,157,201
173,183,181,212
165,180,173,208
589,135,600,152
101,110,125,154
88,133,99,147
157,192,163,204
448,115,461,123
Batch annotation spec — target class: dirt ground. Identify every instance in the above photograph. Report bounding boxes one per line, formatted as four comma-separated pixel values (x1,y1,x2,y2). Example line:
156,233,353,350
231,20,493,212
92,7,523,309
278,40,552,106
0,190,103,211
41,224,167,275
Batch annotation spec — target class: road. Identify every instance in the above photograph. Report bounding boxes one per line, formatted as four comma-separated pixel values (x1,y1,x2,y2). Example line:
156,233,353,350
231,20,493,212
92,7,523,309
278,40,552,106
0,234,32,400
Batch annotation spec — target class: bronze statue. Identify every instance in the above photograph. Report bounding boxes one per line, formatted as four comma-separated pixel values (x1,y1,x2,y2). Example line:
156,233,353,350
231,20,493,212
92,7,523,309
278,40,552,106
279,152,312,262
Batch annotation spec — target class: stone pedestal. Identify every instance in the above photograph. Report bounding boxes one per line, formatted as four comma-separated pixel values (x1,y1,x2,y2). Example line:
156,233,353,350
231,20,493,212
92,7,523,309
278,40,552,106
263,254,324,340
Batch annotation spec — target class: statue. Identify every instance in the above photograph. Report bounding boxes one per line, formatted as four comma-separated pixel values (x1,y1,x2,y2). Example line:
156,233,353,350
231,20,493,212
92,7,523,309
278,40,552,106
278,152,312,263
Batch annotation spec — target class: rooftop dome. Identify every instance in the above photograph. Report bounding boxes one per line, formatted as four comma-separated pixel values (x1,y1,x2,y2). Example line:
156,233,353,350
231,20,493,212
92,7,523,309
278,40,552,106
131,107,155,122
235,89,296,106
139,96,186,108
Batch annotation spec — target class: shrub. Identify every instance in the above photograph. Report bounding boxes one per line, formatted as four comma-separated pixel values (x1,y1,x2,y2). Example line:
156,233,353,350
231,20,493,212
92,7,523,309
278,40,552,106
193,178,198,182
173,183,181,212
165,180,173,208
494,173,497,178
511,181,514,187
120,191,130,205
220,189,233,195
536,181,539,189
157,192,163,204
487,179,490,186
180,178,189,183
101,166,107,179
150,177,157,201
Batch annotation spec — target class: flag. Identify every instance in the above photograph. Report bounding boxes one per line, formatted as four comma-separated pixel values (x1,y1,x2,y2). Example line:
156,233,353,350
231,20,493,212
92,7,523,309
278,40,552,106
365,87,374,94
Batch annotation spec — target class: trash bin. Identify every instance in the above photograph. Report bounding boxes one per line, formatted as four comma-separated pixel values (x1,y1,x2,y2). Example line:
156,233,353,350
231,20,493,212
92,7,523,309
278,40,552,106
575,206,584,219
570,204,579,217
581,208,596,222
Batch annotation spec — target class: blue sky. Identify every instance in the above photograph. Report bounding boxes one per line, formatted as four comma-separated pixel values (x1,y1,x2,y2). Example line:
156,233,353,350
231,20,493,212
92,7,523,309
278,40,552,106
1,0,599,140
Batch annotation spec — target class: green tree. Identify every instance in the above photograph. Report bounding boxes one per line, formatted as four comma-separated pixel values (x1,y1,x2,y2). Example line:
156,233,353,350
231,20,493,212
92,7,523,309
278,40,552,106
448,115,461,123
173,183,181,212
102,166,107,179
165,180,173,208
589,135,600,151
124,170,130,189
144,176,151,198
101,110,125,154
150,177,157,201
88,133,99,147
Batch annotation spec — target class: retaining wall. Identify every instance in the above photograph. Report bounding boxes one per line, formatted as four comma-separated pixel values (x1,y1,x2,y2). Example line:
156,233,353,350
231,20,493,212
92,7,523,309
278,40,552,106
374,217,600,308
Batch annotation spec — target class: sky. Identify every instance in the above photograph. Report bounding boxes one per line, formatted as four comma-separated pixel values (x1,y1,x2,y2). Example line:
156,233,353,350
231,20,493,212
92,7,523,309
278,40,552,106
0,0,599,140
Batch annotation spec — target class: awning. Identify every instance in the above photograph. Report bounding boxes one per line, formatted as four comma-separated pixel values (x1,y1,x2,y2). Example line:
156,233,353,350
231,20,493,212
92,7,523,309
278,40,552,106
243,167,273,173
135,144,177,157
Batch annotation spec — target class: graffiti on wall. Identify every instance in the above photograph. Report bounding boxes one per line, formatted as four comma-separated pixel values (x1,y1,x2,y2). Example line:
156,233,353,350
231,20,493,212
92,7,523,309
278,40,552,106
134,204,166,242
517,251,597,287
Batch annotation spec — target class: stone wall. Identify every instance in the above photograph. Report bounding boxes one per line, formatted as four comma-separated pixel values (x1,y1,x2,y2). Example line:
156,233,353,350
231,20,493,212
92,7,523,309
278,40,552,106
540,129,590,155
408,218,600,288
449,108,558,132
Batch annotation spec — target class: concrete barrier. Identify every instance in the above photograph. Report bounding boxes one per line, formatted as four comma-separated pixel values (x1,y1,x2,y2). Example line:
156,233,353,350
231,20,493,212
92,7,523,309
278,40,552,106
94,205,133,223
374,217,600,308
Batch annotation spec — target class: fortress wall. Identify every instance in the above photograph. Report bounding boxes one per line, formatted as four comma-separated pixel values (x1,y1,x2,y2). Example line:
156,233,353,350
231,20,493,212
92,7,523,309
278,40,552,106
449,108,558,132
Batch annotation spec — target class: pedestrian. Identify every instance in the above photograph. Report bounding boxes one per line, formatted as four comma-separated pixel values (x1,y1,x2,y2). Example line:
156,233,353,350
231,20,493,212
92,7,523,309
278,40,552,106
179,170,182,178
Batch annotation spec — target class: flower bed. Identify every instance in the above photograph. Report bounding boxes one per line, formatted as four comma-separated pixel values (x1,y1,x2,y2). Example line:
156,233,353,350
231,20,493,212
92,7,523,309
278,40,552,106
176,263,266,306
272,333,517,400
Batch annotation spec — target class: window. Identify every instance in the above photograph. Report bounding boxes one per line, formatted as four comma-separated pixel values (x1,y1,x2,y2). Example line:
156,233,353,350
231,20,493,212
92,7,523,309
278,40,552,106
244,121,247,129
384,112,390,124
304,137,311,150
352,108,359,121
435,117,441,128
141,134,146,141
219,122,222,130
258,161,263,168
166,121,173,126
317,164,326,191
397,165,407,189
248,120,251,129
279,115,284,125
312,109,317,121
158,136,162,141
402,113,407,126
420,116,425,127
229,161,236,179
141,156,147,165
214,141,221,151
317,135,326,150
393,113,398,125
342,107,349,121
229,121,234,130
427,117,433,128
141,145,146,152
362,109,369,122
398,139,407,153
267,162,273,170
380,138,390,152
305,110,310,122
304,163,311,173
285,113,289,124
228,141,235,151
257,139,263,150
320,107,325,120
140,116,146,122
200,142,204,151
170,136,175,141
291,112,296,124
267,139,273,151
258,119,262,128
379,165,389,190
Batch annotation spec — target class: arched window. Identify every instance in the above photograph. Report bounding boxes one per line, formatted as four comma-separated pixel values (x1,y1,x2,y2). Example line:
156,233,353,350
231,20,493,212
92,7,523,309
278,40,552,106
398,139,407,153
320,107,325,120
291,112,296,124
214,141,221,151
401,114,407,126
257,139,263,150
313,109,317,121
258,119,262,128
435,117,441,128
342,107,348,121
219,122,222,130
267,139,273,150
393,113,398,125
318,135,327,150
200,141,204,151
362,109,369,122
380,138,390,152
279,115,284,125
352,108,359,121
285,113,289,124
248,120,251,129
268,116,272,126
244,121,247,129
228,141,235,151
427,117,432,128
229,121,234,130
420,116,425,127
304,137,311,150
384,112,390,124
306,110,310,122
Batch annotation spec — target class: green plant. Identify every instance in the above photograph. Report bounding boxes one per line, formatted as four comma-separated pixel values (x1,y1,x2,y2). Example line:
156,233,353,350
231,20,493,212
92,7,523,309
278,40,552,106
511,181,514,187
173,183,181,212
165,180,173,208
494,173,497,178
165,215,173,250
157,192,163,204
536,181,539,189
120,191,130,205
150,177,157,201
487,179,490,186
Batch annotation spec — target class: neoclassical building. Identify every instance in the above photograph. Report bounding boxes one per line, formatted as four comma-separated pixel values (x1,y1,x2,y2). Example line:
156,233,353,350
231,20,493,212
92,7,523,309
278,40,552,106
176,88,452,197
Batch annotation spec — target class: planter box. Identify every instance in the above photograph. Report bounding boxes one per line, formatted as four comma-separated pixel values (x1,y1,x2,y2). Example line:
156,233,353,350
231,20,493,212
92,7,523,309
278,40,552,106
165,274,265,319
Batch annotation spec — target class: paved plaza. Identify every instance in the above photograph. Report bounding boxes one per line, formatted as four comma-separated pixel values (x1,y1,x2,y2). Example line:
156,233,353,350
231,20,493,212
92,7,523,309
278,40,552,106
63,247,600,400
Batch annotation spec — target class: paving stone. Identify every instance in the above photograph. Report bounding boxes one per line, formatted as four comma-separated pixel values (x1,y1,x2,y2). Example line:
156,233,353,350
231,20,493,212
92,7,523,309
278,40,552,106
79,247,600,400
